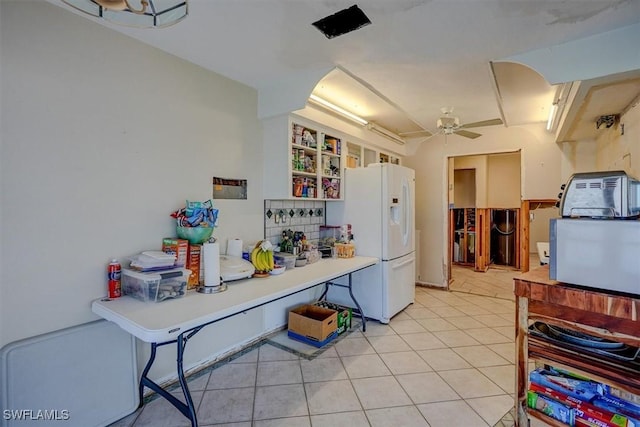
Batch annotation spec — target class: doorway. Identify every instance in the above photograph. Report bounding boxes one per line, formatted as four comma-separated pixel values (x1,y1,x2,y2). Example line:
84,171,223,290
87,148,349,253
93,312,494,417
451,169,476,267
447,151,523,291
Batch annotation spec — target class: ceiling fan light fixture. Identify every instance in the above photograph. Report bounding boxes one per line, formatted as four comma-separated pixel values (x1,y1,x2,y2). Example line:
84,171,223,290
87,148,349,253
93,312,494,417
434,107,501,139
437,116,460,130
61,0,188,28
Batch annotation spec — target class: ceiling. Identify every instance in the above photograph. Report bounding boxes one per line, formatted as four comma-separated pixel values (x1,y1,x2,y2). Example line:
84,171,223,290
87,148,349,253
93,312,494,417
53,0,640,146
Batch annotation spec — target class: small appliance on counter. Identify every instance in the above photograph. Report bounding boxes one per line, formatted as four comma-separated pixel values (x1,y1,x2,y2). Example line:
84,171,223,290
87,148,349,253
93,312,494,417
550,170,640,295
558,170,639,219
219,255,254,281
319,225,340,258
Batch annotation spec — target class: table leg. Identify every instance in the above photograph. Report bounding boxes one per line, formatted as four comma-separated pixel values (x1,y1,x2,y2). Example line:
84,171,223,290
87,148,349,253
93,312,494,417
321,273,367,332
138,342,158,408
318,283,329,301
138,334,199,427
347,273,366,332
177,334,198,427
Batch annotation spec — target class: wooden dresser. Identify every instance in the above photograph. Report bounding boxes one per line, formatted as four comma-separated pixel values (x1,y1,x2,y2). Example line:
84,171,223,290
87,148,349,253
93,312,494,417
514,266,640,426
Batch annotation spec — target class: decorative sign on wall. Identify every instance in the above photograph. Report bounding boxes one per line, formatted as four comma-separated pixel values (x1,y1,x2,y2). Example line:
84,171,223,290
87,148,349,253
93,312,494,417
212,177,247,200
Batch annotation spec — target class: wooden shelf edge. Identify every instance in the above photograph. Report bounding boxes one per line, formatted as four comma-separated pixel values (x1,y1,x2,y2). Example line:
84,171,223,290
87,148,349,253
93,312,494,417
528,347,640,396
524,199,558,210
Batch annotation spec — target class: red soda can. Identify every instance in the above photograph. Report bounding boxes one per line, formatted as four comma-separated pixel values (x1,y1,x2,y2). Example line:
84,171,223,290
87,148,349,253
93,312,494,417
107,259,122,298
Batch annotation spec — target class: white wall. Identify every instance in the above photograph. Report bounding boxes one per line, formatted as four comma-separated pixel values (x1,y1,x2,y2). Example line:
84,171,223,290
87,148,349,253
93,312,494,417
560,139,598,182
404,125,563,287
0,2,268,382
529,207,557,254
454,155,487,207
453,169,475,208
487,152,521,208
595,102,640,176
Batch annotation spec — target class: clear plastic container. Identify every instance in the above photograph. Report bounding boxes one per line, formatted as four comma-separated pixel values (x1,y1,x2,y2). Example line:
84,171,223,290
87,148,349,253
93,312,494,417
274,252,296,270
121,268,190,302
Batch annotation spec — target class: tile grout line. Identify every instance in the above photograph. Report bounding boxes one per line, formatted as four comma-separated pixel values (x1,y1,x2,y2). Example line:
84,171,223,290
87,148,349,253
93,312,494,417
126,280,518,426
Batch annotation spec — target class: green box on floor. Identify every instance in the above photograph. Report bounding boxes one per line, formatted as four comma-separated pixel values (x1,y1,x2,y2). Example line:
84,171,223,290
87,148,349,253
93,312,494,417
314,301,352,335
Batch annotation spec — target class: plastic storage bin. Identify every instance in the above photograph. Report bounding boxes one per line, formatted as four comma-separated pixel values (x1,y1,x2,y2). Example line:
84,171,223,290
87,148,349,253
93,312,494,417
274,252,296,270
121,268,190,302
319,225,341,247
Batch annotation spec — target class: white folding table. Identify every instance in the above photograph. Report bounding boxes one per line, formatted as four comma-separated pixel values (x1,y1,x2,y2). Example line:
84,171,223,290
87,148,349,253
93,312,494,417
92,256,378,427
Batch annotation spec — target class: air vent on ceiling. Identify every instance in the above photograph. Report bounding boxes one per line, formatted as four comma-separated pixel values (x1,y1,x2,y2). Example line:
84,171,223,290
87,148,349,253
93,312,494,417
312,5,371,39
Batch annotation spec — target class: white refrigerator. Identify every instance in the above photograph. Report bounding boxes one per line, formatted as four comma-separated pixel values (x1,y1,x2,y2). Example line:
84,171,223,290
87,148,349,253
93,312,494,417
326,163,416,323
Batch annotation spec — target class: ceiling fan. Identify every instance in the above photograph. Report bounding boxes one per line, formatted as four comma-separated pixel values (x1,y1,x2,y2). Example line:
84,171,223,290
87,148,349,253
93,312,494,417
434,107,503,139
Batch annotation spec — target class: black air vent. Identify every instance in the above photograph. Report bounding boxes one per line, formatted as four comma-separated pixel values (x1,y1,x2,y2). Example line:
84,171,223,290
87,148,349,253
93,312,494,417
312,5,371,39
604,179,618,188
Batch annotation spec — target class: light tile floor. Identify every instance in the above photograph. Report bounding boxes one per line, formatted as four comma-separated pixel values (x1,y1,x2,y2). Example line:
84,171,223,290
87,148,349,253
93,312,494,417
111,261,552,427
448,265,518,301
449,256,544,301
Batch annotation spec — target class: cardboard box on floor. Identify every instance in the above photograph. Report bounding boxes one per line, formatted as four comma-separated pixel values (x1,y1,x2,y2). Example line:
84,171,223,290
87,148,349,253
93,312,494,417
288,304,337,342
314,301,352,335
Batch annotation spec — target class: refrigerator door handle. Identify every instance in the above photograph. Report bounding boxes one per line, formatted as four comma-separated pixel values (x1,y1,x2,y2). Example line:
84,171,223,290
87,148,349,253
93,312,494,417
401,178,410,246
392,257,415,269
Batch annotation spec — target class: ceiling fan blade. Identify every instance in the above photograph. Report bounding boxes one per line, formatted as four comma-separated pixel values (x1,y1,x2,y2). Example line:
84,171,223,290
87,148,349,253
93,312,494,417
398,129,433,138
460,118,503,129
454,129,482,139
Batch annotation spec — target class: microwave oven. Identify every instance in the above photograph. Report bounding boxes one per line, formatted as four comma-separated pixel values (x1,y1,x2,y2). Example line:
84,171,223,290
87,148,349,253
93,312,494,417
549,218,640,295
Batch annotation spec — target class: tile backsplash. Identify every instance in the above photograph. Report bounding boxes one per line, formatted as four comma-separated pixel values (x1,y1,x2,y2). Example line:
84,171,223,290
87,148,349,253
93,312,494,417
264,200,325,248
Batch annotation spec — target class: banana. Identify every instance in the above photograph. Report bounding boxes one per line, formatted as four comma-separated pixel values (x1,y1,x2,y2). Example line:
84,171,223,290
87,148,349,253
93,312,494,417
255,250,265,271
259,250,271,271
257,249,273,272
267,251,274,270
250,247,261,269
250,240,275,272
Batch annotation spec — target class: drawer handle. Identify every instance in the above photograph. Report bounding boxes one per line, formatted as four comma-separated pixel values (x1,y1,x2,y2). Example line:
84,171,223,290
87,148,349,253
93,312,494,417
392,257,415,269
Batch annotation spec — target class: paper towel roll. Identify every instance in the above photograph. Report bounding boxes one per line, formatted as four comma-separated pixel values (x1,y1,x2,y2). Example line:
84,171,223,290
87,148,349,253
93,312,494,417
203,242,220,287
227,238,243,258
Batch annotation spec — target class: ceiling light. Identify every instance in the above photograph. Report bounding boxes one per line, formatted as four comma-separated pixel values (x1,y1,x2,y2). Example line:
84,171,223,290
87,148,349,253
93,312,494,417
546,82,573,133
61,0,188,28
546,103,558,131
308,94,369,126
367,123,405,145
